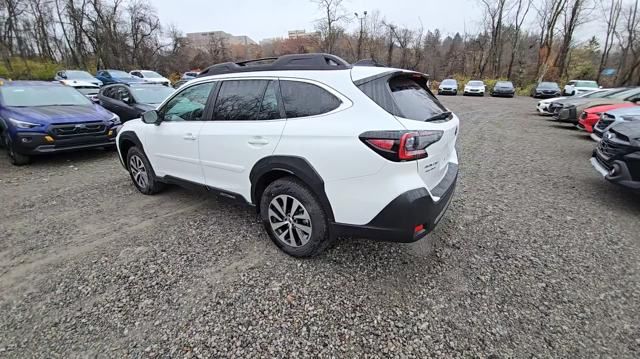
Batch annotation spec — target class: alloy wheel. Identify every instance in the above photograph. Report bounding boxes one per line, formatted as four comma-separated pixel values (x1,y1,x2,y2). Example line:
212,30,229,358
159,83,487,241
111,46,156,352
129,155,149,189
268,194,313,247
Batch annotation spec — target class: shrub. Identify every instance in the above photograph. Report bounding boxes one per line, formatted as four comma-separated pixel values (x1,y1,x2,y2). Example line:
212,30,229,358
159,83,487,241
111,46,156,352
0,58,62,80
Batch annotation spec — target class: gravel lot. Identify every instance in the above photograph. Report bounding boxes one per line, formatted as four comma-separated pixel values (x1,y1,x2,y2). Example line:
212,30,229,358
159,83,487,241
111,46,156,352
0,95,639,358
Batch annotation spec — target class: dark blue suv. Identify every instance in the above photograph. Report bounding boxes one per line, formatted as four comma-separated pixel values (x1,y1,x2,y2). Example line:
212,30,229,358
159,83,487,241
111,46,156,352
95,70,146,85
0,81,121,165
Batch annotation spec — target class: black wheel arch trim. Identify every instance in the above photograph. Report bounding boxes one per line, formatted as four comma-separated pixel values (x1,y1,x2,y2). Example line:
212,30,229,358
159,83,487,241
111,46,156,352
117,131,144,169
250,155,335,221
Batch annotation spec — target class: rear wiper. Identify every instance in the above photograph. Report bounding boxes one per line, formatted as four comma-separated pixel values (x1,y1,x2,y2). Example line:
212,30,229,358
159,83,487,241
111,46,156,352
425,111,452,122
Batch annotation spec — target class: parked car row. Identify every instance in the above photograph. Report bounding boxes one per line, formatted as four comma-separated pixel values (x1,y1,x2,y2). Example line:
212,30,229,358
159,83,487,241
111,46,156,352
0,79,176,165
437,79,516,98
535,86,640,191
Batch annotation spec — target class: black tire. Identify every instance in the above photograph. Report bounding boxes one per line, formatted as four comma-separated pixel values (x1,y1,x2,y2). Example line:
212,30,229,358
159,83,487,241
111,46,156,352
126,146,164,195
4,134,30,166
260,177,334,257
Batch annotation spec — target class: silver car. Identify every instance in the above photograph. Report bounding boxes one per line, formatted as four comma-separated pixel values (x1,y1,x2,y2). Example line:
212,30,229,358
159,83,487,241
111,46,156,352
592,106,640,142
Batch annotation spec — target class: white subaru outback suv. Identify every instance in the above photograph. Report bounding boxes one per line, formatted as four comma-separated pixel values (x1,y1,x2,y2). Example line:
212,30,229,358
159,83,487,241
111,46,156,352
116,54,459,257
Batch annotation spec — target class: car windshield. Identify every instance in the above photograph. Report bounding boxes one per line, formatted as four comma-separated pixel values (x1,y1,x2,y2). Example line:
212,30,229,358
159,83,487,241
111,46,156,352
539,82,559,89
109,70,135,78
130,85,175,104
496,81,513,87
1,85,92,106
609,88,640,100
66,71,95,80
582,90,606,98
75,87,99,96
442,79,456,85
576,81,598,88
141,71,163,78
468,81,484,86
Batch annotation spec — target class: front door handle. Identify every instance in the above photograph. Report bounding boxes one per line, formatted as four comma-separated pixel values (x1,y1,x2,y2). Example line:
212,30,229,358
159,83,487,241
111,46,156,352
248,137,269,145
183,133,197,141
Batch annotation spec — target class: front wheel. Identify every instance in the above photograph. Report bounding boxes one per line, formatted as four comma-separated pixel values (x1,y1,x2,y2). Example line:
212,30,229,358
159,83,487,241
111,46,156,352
126,146,164,195
4,134,30,166
260,177,334,257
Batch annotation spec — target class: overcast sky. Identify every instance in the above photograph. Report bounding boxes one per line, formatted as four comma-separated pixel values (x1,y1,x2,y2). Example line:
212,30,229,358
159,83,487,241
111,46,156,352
152,0,484,41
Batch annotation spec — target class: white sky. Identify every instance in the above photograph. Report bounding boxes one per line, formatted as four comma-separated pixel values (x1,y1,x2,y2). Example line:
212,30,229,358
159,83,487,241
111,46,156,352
151,0,601,44
152,0,483,41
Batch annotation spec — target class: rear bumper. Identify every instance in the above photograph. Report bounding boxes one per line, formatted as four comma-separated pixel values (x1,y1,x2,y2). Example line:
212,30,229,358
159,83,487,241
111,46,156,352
13,127,120,155
332,163,458,242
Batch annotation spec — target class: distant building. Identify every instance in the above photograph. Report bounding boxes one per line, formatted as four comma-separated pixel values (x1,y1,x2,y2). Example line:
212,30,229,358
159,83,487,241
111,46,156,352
186,31,257,49
287,30,320,39
260,37,283,46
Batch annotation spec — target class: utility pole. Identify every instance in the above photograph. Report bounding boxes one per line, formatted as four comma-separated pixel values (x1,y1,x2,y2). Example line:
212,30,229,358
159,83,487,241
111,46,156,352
354,11,367,60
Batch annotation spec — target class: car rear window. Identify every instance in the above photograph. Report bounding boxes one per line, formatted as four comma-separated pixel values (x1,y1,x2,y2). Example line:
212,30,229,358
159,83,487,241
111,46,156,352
388,77,447,121
279,81,341,118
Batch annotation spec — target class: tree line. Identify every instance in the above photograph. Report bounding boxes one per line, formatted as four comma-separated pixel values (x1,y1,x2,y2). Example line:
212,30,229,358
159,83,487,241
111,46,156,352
1,0,639,87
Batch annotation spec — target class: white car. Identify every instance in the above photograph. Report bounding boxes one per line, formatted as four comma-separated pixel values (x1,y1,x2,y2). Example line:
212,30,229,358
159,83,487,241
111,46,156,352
536,89,609,115
58,79,100,102
129,70,171,87
563,80,599,96
116,53,459,257
463,81,485,96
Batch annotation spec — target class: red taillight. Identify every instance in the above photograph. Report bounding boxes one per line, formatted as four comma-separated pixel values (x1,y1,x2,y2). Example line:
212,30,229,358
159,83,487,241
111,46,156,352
367,139,394,151
399,132,428,160
360,130,443,162
414,224,424,233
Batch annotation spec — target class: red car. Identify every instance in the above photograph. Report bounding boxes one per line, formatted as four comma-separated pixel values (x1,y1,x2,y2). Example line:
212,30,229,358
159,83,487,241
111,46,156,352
578,103,638,132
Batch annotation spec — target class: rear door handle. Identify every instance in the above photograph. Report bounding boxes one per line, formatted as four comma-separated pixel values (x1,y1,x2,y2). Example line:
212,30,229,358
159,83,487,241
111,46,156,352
183,133,197,141
248,137,269,145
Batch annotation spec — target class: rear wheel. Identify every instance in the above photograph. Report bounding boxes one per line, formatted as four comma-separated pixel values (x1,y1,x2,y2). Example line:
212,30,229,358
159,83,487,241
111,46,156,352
4,134,30,166
260,177,334,257
126,146,164,195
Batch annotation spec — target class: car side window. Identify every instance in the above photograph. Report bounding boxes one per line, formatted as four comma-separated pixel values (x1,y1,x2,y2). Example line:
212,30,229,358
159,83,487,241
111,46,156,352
213,80,272,121
160,81,215,122
120,88,132,104
257,81,281,120
279,80,341,118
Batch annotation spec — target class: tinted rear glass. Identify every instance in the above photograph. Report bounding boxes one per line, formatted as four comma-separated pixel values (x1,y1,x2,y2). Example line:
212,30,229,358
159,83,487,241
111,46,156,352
280,81,340,118
389,77,446,121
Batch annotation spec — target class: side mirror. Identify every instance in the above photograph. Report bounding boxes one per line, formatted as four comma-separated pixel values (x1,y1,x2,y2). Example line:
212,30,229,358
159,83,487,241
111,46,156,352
142,110,160,125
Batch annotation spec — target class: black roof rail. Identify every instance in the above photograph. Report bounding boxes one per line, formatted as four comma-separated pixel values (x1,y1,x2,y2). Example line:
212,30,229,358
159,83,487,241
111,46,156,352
197,53,352,77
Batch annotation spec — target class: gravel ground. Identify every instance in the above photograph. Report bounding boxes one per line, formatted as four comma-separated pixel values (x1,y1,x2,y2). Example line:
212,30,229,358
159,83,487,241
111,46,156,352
0,95,638,358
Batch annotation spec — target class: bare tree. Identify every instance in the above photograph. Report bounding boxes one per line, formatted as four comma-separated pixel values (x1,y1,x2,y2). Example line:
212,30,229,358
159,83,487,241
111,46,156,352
506,0,532,79
311,0,349,54
597,0,622,82
554,0,591,79
535,0,568,79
